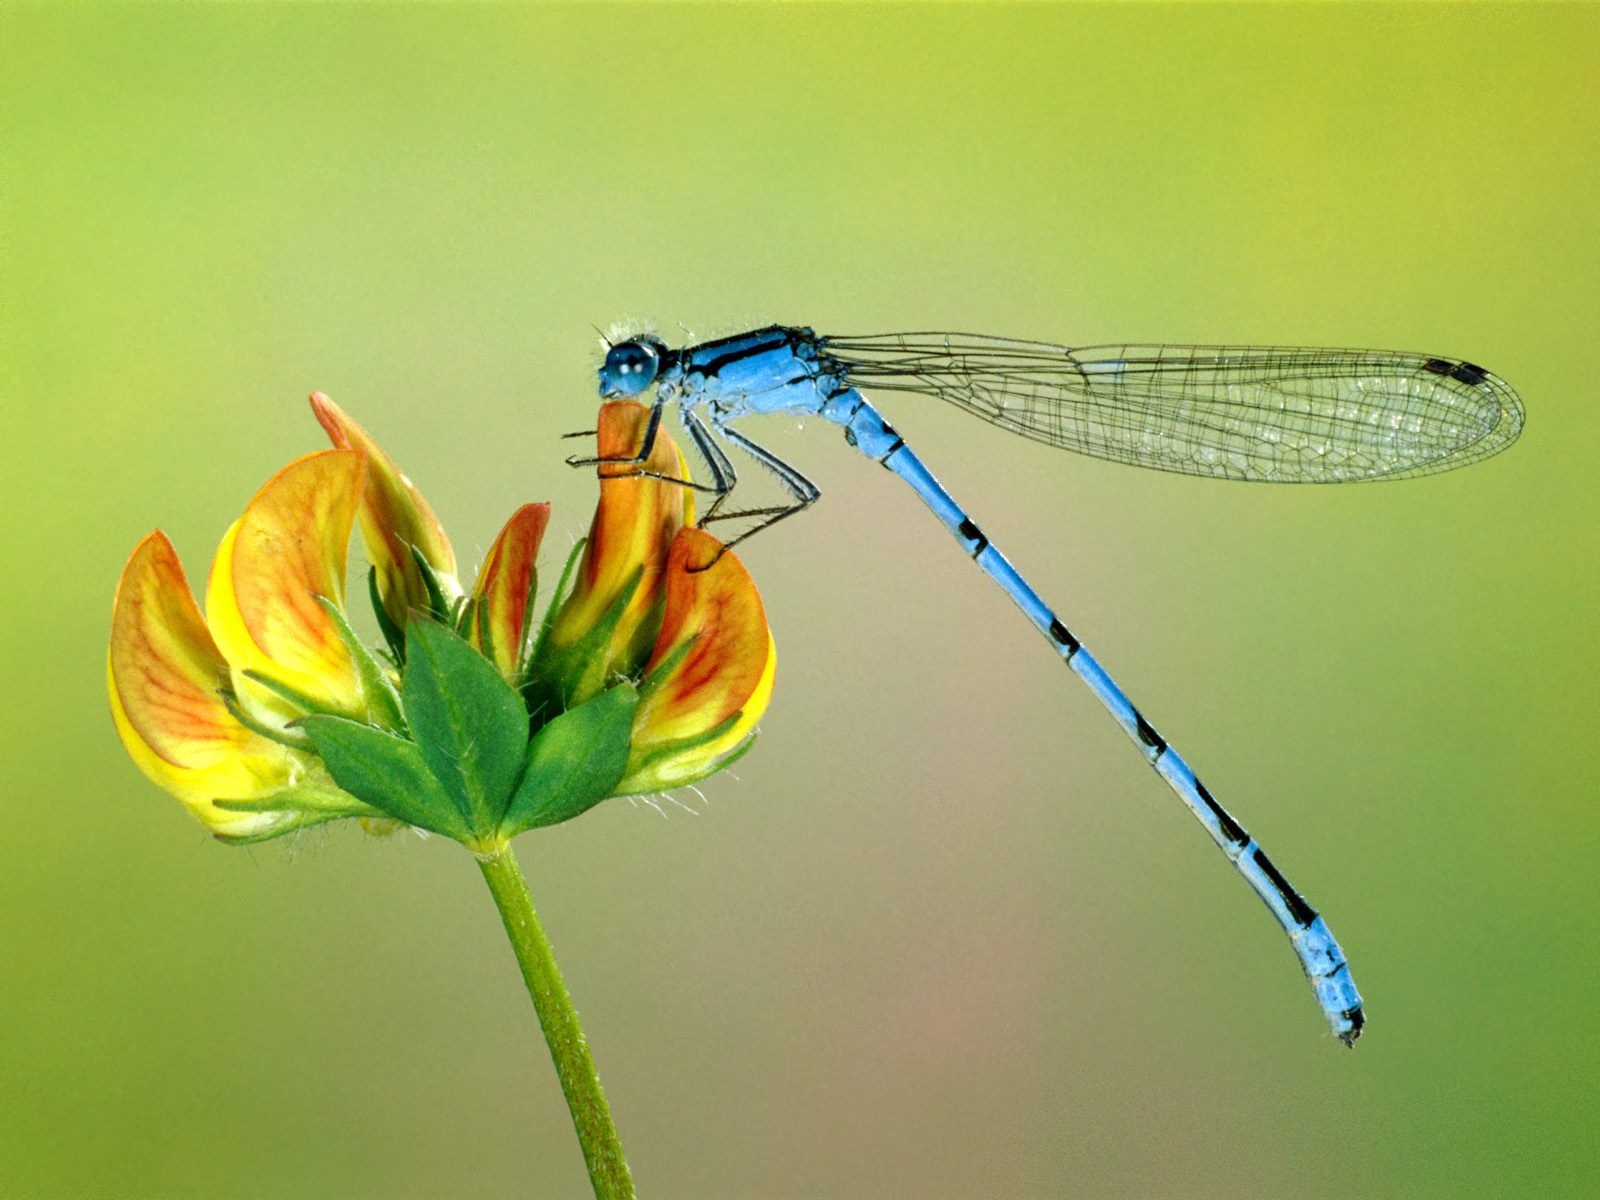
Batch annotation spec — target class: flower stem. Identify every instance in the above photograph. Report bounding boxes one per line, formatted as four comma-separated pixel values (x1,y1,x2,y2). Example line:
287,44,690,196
477,844,636,1199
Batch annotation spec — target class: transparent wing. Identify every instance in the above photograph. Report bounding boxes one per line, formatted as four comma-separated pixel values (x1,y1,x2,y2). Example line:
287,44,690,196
817,332,1524,482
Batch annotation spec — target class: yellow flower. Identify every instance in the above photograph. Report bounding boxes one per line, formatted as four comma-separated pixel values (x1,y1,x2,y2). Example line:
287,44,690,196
617,526,775,794
108,444,400,841
203,449,376,723
536,400,695,704
106,531,327,840
467,502,552,683
311,392,459,627
109,396,775,846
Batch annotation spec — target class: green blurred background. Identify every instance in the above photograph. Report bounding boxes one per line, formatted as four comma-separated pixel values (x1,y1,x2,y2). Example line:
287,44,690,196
5,4,1597,1197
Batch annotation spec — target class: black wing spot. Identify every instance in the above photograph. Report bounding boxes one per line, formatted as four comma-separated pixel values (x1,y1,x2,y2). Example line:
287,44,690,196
1423,357,1490,388
1252,847,1318,928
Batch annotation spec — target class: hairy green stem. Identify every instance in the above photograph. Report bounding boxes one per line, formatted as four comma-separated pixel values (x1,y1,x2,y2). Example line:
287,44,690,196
478,844,635,1199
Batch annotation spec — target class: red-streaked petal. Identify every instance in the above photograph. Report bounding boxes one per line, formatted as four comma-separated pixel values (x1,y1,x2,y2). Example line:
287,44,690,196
311,393,459,624
546,401,695,678
108,532,301,837
469,502,552,681
205,449,367,715
617,526,775,792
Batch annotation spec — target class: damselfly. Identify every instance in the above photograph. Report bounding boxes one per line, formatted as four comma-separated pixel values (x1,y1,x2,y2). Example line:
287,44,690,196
585,325,1525,1045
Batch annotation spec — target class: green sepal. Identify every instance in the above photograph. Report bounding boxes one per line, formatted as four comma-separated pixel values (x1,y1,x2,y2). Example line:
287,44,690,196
315,595,405,733
468,595,500,681
626,729,761,797
523,565,644,721
369,566,407,665
528,534,592,694
636,631,700,701
501,682,638,835
456,559,540,684
409,543,451,622
616,712,754,794
212,785,373,815
706,729,759,776
209,777,387,844
456,594,481,641
241,669,344,719
402,618,531,836
525,536,586,671
219,689,314,751
638,709,741,763
510,565,542,686
209,810,344,845
300,714,471,838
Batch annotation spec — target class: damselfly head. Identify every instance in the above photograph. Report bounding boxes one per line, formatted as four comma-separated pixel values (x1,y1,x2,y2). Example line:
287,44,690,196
598,336,667,398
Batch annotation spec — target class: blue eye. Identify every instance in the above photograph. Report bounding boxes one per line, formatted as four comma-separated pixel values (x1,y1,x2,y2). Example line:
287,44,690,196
598,340,661,397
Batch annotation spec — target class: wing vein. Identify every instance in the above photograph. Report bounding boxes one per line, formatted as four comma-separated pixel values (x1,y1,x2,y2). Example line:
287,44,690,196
818,333,1524,483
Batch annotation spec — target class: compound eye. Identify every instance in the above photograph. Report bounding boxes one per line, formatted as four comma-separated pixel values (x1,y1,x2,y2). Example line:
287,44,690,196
599,340,660,397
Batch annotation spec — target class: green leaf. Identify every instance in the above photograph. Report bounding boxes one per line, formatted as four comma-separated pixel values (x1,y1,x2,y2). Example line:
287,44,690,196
402,618,531,836
502,682,638,835
301,714,470,838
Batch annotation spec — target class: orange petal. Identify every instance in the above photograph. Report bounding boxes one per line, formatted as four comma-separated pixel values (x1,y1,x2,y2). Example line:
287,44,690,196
311,392,459,626
205,449,367,716
546,401,695,678
469,502,551,681
108,532,301,837
618,526,776,791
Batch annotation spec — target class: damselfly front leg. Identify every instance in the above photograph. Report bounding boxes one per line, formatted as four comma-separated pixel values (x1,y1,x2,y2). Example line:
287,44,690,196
563,393,669,470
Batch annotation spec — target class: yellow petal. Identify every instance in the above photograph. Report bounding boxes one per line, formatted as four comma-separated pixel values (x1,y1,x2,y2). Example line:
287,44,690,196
311,392,459,626
617,527,776,792
108,532,302,838
546,401,695,680
469,503,552,681
205,449,367,717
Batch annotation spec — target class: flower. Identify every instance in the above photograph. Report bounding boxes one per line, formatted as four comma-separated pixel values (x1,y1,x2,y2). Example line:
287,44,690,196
534,401,695,706
616,527,775,794
106,529,351,842
310,392,459,628
467,502,552,684
203,449,387,724
108,396,775,849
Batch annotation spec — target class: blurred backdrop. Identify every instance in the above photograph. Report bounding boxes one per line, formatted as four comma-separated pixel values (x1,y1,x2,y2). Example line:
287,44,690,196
4,5,1597,1198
